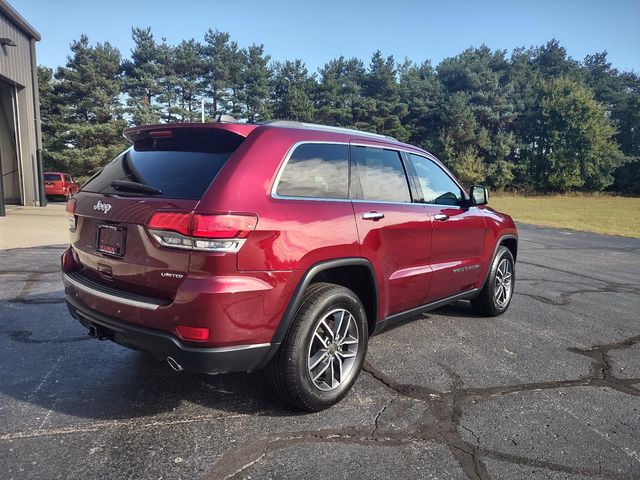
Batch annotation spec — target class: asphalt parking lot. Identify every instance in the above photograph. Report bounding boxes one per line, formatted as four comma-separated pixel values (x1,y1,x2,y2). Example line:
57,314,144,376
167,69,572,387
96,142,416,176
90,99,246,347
1,224,639,480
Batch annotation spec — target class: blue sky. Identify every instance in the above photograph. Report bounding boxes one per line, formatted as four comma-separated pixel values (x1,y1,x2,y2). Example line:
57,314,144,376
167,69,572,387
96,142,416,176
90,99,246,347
13,0,640,73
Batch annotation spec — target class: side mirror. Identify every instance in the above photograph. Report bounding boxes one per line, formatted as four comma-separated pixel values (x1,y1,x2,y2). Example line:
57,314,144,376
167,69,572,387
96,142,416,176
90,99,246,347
470,185,489,206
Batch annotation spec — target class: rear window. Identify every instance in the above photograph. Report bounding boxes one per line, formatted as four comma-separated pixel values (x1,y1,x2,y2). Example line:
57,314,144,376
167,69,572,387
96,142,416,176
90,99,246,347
82,129,245,200
44,174,61,181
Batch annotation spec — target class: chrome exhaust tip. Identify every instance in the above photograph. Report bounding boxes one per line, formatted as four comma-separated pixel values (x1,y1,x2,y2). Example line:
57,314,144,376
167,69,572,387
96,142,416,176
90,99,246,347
166,356,183,372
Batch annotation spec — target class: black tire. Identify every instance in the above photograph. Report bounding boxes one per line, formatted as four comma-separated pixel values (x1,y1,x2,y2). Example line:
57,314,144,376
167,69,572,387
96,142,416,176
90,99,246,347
267,282,368,411
470,246,515,317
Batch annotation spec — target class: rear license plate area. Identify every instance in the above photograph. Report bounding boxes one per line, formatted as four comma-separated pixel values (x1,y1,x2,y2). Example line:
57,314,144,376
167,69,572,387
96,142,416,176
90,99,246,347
97,225,126,256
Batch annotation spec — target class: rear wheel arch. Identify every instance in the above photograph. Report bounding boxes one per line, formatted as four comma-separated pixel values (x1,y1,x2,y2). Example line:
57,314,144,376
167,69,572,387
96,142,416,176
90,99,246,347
311,263,378,335
259,258,379,369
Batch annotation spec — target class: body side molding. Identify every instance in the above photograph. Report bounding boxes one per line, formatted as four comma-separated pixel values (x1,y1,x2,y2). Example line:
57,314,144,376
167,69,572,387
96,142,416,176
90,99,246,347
372,288,480,335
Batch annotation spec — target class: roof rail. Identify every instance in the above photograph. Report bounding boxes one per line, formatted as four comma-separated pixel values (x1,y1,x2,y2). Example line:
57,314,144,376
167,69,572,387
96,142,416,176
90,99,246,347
259,120,397,141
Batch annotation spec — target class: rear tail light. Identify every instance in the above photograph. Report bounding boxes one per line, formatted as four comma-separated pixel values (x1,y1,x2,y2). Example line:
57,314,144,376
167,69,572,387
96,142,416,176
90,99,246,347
146,211,257,253
66,198,77,230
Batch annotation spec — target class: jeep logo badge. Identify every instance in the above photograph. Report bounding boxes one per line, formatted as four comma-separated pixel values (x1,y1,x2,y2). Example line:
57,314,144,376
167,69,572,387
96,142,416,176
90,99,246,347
93,200,112,214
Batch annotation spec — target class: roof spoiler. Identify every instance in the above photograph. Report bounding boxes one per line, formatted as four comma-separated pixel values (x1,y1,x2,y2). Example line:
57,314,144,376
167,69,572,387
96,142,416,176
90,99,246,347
123,122,258,143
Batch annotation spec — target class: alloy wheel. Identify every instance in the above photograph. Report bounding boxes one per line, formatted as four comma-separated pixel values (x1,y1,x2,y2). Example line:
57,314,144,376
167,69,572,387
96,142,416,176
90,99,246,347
494,258,513,308
307,308,359,391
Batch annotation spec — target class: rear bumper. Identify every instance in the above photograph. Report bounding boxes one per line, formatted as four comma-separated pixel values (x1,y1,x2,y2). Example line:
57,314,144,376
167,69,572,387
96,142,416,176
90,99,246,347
65,295,271,374
45,187,67,195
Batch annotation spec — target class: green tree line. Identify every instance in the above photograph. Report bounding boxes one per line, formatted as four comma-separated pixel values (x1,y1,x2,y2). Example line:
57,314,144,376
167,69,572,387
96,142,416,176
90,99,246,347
39,29,640,193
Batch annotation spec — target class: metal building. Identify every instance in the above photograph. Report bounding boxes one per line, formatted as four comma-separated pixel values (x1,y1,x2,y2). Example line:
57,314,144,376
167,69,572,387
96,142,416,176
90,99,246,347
0,0,43,216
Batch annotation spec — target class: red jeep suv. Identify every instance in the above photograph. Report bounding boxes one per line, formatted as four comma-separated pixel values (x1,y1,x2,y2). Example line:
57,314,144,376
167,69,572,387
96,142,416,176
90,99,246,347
44,172,80,200
61,121,517,411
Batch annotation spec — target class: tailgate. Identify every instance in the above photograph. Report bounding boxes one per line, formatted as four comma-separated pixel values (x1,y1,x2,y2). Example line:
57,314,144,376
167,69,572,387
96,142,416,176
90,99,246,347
68,125,252,301
72,193,197,300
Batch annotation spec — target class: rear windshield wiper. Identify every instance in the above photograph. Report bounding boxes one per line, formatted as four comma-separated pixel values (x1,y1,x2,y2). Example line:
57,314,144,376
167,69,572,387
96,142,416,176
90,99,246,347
111,180,162,195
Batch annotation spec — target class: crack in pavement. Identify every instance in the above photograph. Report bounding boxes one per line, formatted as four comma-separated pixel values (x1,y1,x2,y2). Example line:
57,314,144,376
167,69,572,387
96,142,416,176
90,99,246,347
0,270,65,305
2,298,66,305
371,397,395,437
203,333,640,480
0,412,254,442
517,260,638,287
0,269,60,276
516,284,640,307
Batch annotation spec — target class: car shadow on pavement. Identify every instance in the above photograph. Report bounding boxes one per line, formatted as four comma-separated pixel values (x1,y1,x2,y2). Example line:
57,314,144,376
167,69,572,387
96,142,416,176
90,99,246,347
2,330,303,422
0,246,305,424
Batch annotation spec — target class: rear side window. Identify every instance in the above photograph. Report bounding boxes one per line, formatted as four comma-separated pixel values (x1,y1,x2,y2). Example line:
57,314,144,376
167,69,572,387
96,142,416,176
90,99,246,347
82,129,245,200
276,143,349,199
44,174,61,181
352,146,411,203
64,175,72,182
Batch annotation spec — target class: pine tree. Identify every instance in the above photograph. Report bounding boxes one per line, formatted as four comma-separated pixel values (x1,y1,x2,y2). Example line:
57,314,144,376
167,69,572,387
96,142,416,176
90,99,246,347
202,29,236,117
437,46,516,188
37,66,65,171
226,43,246,118
361,51,408,139
532,39,581,80
398,60,443,151
172,39,205,121
241,44,272,122
436,91,488,185
49,35,127,177
316,57,366,127
271,60,315,121
121,27,163,125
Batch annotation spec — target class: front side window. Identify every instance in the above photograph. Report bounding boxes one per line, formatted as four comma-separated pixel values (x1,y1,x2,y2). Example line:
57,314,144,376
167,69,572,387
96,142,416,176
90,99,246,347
276,143,349,199
352,146,411,203
408,154,463,206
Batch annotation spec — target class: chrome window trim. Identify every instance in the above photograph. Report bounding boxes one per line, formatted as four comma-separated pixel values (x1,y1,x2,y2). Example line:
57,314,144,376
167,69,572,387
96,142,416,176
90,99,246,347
271,140,470,209
63,273,163,311
349,141,427,156
350,199,425,207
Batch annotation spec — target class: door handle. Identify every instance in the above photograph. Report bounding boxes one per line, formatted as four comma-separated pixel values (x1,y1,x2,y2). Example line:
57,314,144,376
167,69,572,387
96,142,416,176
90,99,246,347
361,211,385,221
434,213,449,221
